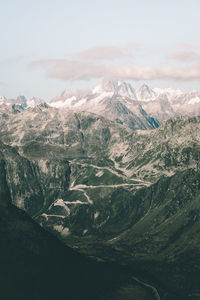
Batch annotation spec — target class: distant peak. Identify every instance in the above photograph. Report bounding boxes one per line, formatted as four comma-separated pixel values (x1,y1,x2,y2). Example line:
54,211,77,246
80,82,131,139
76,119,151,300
92,79,136,99
140,83,150,89
61,88,74,98
17,95,27,100
136,84,156,101
101,79,129,88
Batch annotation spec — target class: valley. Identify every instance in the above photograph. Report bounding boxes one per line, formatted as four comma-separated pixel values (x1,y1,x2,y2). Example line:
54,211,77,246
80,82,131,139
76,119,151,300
0,80,200,299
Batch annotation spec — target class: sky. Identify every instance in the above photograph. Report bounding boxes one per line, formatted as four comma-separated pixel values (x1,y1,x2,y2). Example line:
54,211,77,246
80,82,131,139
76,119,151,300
1,0,200,100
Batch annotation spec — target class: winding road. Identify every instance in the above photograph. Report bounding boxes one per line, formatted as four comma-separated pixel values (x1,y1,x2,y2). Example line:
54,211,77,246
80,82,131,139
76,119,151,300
132,276,161,300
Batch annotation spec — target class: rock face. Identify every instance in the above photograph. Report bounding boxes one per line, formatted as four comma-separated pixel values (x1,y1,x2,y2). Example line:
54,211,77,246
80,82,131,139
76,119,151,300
0,95,44,109
0,102,200,298
50,80,159,130
2,80,200,131
0,142,70,216
50,80,200,125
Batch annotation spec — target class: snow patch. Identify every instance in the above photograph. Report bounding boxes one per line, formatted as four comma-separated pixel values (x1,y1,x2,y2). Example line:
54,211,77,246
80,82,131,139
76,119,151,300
188,97,200,104
90,92,113,105
50,96,76,108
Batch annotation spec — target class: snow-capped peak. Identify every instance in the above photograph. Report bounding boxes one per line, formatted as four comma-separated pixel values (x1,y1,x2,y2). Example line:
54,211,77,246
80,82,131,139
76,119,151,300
92,79,136,99
153,87,183,99
92,80,120,94
26,97,45,108
60,88,74,98
50,88,76,107
136,84,157,101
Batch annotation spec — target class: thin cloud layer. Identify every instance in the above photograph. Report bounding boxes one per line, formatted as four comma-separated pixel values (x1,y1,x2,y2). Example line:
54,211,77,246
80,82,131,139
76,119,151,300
30,59,107,80
30,45,200,82
169,50,200,62
168,44,200,62
30,59,200,82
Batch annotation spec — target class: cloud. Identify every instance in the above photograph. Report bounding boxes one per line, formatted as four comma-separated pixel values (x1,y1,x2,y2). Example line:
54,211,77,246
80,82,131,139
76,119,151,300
168,44,200,63
106,64,200,81
30,59,107,80
30,58,200,82
29,44,200,82
77,45,134,61
168,50,200,62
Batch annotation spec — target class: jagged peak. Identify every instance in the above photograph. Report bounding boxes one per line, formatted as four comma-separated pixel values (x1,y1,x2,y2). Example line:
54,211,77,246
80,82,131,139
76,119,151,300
92,79,136,99
136,83,156,101
60,88,74,98
16,95,27,100
139,83,151,90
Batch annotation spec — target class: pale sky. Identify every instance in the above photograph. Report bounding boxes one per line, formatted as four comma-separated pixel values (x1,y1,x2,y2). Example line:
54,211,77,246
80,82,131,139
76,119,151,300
1,0,200,100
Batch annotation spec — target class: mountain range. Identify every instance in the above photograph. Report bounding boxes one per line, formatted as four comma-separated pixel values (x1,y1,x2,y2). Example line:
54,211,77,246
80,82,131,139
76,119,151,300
1,80,200,130
0,80,200,299
50,80,200,125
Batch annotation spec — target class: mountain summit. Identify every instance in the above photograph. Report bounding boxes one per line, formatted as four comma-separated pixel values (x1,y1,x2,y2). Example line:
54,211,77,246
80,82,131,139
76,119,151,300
50,79,158,130
0,95,45,108
1,79,200,129
136,83,157,101
92,79,137,99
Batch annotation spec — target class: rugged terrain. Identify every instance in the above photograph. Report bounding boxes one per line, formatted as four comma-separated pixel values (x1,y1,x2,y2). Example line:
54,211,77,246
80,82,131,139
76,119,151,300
50,80,200,125
0,87,200,299
1,155,152,300
2,80,200,131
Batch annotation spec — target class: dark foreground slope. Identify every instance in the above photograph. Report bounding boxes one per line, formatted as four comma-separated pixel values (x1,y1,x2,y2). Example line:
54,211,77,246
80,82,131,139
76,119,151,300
0,187,126,300
0,157,161,300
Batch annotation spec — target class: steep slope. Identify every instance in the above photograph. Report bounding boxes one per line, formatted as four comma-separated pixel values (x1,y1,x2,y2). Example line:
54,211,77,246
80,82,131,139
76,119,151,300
0,190,130,299
141,91,200,122
135,84,157,101
50,80,159,130
1,108,200,239
0,111,144,238
115,116,200,181
0,95,45,109
0,152,159,300
0,141,71,216
1,80,200,127
139,95,178,122
50,80,200,124
0,108,200,298
107,169,200,299
65,170,200,299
